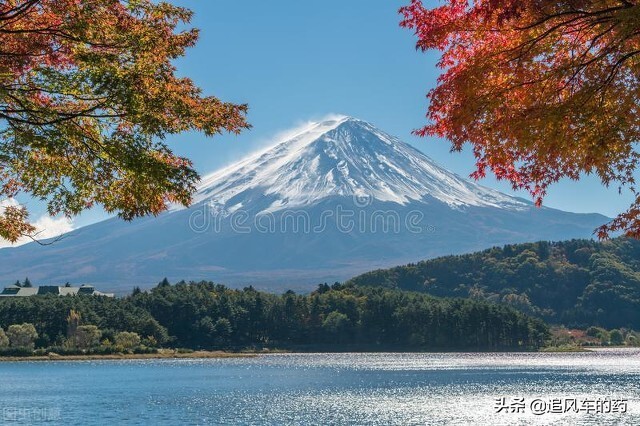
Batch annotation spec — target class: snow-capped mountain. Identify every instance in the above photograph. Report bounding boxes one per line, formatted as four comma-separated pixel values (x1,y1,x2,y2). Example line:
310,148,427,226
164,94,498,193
0,116,607,293
193,116,525,212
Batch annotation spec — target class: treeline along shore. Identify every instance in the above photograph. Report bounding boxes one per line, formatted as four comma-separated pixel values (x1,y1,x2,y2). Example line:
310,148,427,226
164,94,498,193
0,280,548,357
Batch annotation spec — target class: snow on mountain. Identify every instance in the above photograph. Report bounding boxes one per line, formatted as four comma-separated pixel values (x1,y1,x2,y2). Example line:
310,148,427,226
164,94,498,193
192,116,526,213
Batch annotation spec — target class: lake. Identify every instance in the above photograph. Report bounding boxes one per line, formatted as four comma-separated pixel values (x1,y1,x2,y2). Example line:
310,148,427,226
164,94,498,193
0,349,638,425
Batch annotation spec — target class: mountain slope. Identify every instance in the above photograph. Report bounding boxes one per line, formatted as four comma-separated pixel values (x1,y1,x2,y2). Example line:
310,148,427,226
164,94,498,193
347,238,640,329
0,116,608,292
192,116,526,211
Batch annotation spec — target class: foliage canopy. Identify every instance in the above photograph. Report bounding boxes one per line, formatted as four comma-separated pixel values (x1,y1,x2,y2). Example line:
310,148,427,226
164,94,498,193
0,0,249,242
401,0,640,237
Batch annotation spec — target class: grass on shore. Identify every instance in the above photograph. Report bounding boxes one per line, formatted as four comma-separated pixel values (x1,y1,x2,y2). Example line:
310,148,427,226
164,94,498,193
539,344,591,353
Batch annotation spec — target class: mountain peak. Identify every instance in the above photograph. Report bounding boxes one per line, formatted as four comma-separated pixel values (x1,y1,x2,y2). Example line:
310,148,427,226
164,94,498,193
194,117,528,213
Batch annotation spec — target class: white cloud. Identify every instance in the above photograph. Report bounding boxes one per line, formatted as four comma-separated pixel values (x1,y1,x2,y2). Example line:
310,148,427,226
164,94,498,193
0,198,19,210
266,113,348,149
31,215,74,240
0,199,74,249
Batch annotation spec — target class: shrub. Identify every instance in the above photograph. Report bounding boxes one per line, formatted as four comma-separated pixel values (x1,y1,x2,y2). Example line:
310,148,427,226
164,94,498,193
7,323,38,349
75,325,102,350
0,347,34,357
133,345,158,354
610,329,624,346
114,332,141,349
0,328,8,348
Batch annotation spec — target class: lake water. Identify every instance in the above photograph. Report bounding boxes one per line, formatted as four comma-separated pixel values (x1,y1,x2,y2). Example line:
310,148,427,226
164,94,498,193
0,349,639,425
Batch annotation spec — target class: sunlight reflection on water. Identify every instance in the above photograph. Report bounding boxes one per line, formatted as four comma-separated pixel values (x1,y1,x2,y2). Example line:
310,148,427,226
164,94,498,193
0,348,638,425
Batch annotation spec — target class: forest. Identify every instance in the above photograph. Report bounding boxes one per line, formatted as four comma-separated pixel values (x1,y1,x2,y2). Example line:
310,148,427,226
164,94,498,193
348,238,640,329
0,280,548,354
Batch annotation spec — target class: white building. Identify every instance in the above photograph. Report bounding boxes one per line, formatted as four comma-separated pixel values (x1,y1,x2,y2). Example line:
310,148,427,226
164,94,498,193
0,284,114,298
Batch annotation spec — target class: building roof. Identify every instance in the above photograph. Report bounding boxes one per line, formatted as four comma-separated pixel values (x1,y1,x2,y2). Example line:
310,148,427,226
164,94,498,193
0,285,114,298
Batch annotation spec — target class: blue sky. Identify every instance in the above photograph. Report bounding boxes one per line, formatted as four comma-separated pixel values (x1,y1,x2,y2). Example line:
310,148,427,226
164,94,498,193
18,0,635,232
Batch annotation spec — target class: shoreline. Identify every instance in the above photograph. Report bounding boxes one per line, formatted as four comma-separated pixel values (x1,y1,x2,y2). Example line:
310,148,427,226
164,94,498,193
2,346,631,361
0,350,258,362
